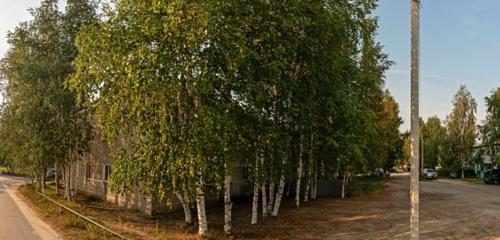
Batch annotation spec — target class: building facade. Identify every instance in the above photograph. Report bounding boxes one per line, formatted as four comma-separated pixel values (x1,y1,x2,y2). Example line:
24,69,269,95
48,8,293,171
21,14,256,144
70,125,246,215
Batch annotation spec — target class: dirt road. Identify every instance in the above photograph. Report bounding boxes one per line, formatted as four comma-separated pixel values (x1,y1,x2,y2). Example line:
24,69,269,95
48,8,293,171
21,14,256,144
237,173,500,240
421,177,500,240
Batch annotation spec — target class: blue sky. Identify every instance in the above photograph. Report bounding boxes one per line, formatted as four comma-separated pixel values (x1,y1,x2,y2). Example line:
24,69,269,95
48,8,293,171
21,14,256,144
1,1,499,131
376,0,500,130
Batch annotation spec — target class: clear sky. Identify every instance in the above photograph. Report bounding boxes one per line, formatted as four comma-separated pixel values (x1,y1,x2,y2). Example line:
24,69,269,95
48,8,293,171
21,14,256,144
375,0,500,131
0,1,41,56
1,1,499,131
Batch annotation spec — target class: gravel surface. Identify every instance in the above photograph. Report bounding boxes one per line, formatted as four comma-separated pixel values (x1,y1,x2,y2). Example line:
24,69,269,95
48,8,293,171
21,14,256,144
235,173,500,240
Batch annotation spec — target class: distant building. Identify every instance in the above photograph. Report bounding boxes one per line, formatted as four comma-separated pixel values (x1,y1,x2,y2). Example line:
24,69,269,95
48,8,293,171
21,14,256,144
473,143,498,179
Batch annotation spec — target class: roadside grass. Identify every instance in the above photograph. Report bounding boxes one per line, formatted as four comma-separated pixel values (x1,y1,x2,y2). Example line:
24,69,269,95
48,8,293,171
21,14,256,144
461,177,484,185
349,175,387,195
19,185,123,240
18,176,390,240
19,184,203,240
0,166,6,173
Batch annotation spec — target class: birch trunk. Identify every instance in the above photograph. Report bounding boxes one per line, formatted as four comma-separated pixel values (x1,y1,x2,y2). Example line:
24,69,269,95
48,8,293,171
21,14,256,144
341,174,347,199
295,133,304,207
312,161,318,200
195,174,208,236
304,168,310,202
224,174,232,235
65,162,72,200
305,133,314,202
267,182,275,213
261,183,268,217
260,151,268,217
55,162,59,195
174,191,192,225
271,175,286,217
40,174,45,194
251,152,259,224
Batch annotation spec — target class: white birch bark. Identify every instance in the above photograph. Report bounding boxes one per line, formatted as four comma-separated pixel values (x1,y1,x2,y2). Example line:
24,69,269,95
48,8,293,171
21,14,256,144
304,176,310,202
65,162,71,200
40,174,46,194
267,182,275,213
251,151,260,224
75,160,79,192
195,174,208,236
295,133,304,207
260,151,268,217
55,162,59,195
261,183,268,217
304,160,311,202
305,133,314,202
224,174,232,235
174,191,192,225
271,175,286,217
251,182,259,224
341,174,347,199
312,161,318,200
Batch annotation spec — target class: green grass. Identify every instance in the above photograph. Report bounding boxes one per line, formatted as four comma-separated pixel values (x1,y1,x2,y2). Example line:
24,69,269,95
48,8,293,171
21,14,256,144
0,166,6,173
348,176,386,196
18,185,123,240
18,185,200,240
461,177,484,185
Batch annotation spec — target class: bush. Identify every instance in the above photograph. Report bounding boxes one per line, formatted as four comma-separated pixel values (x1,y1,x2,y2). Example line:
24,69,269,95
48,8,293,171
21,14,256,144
437,168,450,178
347,175,386,196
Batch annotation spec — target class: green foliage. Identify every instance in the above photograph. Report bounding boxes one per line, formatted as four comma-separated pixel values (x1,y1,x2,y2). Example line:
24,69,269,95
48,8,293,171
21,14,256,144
421,116,446,168
2,0,401,234
479,87,500,165
378,90,403,170
0,0,95,179
443,85,477,172
67,0,398,198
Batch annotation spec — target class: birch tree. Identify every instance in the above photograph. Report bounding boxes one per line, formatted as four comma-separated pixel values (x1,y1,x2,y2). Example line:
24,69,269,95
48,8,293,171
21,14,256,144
0,0,94,195
445,86,477,177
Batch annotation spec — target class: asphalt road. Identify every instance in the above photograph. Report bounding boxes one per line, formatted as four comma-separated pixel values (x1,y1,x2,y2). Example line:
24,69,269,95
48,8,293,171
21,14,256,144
0,177,41,239
0,175,59,240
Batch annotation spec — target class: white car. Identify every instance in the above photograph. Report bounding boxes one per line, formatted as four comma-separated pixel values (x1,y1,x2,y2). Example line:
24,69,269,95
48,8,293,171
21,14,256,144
422,168,438,179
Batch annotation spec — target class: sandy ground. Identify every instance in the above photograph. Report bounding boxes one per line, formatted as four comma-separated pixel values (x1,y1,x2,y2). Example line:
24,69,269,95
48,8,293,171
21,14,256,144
420,178,500,240
5,173,500,240
231,173,500,240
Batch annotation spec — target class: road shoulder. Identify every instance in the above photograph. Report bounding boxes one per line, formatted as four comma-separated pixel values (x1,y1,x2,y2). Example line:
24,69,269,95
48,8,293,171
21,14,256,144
1,176,61,240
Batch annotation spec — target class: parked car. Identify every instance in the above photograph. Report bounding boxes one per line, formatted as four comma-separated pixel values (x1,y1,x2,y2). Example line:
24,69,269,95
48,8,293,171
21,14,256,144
373,168,385,177
449,171,460,179
422,168,438,179
483,169,500,185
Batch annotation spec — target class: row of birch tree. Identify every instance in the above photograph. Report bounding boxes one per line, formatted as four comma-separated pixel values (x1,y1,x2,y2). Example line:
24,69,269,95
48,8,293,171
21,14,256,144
0,0,403,237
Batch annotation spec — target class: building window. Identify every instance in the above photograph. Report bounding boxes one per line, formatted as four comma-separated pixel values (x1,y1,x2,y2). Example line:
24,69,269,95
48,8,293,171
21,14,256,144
85,164,92,179
102,165,112,182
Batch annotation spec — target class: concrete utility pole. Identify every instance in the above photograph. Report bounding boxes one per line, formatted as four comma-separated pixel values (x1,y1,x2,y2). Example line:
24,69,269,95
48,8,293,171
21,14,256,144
410,0,420,239
421,134,424,170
